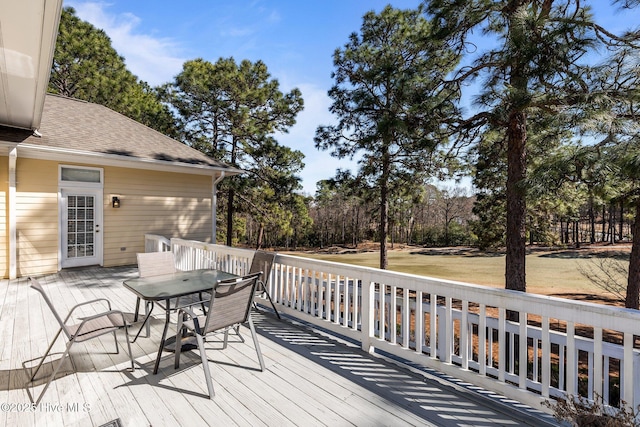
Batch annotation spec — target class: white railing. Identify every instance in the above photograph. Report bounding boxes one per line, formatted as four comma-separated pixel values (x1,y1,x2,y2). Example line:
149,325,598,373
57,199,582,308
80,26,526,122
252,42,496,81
144,234,171,253
146,235,640,414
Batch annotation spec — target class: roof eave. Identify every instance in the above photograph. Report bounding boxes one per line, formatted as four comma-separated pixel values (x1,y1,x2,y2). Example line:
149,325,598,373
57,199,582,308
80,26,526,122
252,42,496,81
11,143,244,177
0,0,63,130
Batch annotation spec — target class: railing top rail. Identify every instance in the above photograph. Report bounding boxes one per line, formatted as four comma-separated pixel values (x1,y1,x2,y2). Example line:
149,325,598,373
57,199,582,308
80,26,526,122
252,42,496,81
170,238,256,258
163,240,640,333
145,233,171,246
275,252,640,331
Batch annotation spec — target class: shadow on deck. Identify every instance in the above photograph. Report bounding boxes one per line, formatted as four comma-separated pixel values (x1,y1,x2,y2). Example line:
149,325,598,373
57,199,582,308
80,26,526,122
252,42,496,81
0,266,559,426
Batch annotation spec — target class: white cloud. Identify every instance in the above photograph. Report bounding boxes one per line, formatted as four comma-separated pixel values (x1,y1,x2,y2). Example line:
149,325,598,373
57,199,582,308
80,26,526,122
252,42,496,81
65,2,352,194
69,1,185,86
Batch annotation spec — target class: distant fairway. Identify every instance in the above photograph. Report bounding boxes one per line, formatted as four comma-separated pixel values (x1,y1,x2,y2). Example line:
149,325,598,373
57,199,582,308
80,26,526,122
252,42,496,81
286,246,631,300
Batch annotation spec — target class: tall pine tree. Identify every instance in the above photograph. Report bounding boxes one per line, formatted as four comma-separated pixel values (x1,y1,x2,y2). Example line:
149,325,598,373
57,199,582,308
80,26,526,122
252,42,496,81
315,5,459,269
427,0,640,293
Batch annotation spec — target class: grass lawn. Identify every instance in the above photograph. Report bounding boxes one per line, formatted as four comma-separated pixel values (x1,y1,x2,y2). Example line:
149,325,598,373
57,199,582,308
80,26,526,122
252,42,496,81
286,245,631,301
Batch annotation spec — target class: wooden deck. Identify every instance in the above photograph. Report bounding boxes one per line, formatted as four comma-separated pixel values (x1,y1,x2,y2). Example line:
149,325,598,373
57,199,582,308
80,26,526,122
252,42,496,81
0,267,559,427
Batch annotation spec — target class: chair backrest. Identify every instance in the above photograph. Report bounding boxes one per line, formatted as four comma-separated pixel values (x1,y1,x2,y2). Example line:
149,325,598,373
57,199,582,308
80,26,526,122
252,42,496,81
137,252,176,278
29,277,72,339
202,273,261,334
249,251,275,286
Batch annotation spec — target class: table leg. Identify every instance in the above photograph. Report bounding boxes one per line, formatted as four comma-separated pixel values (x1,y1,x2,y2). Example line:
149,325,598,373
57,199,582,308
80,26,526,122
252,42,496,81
153,300,171,375
131,301,154,343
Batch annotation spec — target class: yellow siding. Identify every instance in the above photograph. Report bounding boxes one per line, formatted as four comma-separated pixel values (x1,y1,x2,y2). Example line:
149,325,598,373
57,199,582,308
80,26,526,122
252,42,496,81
103,166,212,267
0,156,7,278
5,158,213,278
15,159,59,277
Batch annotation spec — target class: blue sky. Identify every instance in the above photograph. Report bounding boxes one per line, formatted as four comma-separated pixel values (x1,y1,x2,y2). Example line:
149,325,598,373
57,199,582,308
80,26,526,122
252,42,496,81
66,1,638,195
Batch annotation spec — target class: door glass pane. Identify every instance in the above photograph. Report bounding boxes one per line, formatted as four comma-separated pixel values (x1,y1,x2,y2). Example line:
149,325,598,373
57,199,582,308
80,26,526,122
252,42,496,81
66,195,95,259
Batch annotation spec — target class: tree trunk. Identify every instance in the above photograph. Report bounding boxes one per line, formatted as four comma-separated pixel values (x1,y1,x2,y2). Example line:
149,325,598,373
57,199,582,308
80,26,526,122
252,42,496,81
351,207,360,248
444,211,450,246
589,196,595,244
505,109,527,293
256,223,264,250
390,217,395,250
226,139,238,247
626,197,640,309
226,187,234,246
601,205,607,242
379,152,390,270
619,198,624,241
609,203,615,245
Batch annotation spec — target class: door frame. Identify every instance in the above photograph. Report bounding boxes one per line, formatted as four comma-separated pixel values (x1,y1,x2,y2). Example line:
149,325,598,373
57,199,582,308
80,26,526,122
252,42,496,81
58,165,104,269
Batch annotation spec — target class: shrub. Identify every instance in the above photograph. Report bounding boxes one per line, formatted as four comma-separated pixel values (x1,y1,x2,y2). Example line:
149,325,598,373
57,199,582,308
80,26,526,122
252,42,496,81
544,394,640,426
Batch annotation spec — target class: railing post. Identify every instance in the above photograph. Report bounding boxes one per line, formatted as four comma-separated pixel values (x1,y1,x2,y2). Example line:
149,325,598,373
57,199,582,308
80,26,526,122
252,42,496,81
443,297,452,364
518,311,528,389
634,351,640,410
593,327,603,400
498,308,506,383
624,332,634,411
360,273,375,354
541,316,550,398
461,300,468,370
430,294,438,360
479,304,486,376
415,290,423,355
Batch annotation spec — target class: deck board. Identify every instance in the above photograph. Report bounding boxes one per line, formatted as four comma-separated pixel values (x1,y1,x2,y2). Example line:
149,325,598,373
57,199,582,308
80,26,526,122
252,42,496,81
0,266,558,427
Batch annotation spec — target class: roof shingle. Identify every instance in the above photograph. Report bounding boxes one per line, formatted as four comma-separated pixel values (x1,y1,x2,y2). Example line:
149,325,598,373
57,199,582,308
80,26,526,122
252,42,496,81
0,94,237,173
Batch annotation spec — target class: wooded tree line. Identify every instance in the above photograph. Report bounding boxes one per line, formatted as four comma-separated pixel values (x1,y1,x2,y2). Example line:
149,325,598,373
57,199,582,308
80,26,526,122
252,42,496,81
307,181,474,249
51,3,640,308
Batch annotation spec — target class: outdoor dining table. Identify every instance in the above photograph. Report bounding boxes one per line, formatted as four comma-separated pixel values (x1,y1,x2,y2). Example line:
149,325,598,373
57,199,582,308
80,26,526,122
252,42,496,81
123,268,239,374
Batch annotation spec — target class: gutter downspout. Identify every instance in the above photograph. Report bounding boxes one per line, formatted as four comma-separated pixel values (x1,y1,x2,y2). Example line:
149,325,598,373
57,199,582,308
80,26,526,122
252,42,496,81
9,148,17,279
212,172,226,244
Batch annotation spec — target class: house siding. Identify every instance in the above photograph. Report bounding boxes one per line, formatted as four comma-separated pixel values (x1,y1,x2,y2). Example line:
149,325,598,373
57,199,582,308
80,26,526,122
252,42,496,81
2,158,213,278
15,158,58,277
102,166,213,267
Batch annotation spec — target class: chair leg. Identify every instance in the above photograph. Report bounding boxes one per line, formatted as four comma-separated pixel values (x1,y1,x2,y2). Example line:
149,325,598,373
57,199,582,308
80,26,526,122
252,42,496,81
198,292,207,314
134,297,141,322
263,290,281,319
29,327,63,384
132,301,154,343
32,340,74,405
223,329,229,349
123,325,135,371
196,334,215,399
248,316,265,371
113,331,119,354
145,301,151,338
231,325,244,343
174,313,185,369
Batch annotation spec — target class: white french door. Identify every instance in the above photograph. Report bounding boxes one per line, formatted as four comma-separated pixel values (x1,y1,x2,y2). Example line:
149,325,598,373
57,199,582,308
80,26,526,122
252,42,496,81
61,188,103,268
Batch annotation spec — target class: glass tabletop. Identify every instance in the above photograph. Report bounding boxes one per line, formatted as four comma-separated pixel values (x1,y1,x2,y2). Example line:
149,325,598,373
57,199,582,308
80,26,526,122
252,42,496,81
123,269,239,300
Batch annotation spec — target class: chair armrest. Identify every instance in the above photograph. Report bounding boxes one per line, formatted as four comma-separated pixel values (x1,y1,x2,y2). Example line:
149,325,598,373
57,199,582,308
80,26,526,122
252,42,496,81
177,306,203,334
64,298,113,323
73,309,129,337
174,296,211,311
177,306,198,319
